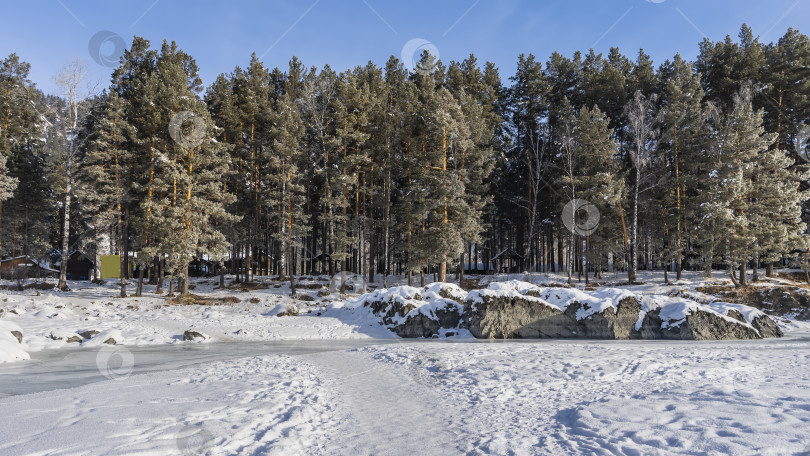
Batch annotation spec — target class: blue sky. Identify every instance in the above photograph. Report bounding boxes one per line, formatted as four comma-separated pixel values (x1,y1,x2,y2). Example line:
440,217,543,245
2,0,809,95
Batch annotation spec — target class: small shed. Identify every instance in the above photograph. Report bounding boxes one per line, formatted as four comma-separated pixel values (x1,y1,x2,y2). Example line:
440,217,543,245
189,258,214,277
0,256,59,279
491,248,524,273
66,252,94,280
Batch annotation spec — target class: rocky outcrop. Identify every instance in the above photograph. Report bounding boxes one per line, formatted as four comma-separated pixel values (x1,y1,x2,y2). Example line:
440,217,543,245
355,284,465,338
462,293,570,338
637,308,762,340
749,314,783,338
462,294,646,339
10,330,22,344
393,303,461,338
568,297,643,339
353,280,783,340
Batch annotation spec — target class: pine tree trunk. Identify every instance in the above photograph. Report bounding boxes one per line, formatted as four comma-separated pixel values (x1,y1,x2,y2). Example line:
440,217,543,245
289,242,296,297
459,252,465,284
766,262,774,278
118,218,127,297
136,264,144,297
156,257,163,294
439,259,447,283
729,264,740,287
219,262,225,289
182,265,190,295
119,255,127,298
739,263,747,287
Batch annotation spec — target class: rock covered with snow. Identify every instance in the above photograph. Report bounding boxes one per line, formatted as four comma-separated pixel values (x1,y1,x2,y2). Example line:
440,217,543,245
462,281,782,340
81,329,124,346
636,298,782,339
463,281,577,338
347,280,783,340
183,330,210,342
346,283,466,338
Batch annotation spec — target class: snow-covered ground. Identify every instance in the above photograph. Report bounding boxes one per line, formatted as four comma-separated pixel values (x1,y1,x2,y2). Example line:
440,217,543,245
0,276,398,362
1,337,809,455
1,271,809,454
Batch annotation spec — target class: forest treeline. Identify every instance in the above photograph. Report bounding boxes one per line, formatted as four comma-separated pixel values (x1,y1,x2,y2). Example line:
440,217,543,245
1,24,809,296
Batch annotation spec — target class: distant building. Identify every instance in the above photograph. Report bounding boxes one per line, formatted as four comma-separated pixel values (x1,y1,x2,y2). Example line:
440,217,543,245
50,251,95,281
491,248,524,273
0,256,59,279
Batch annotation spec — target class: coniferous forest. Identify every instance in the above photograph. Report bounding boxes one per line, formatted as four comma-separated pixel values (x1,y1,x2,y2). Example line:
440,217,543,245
2,24,810,296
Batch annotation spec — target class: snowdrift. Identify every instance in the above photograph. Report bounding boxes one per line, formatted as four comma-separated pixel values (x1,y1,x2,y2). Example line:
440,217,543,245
346,280,783,340
0,320,29,362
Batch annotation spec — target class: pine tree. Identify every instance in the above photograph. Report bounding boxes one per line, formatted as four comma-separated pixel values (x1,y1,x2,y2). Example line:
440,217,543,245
381,56,411,285
402,52,487,283
697,24,765,110
300,65,340,276
111,36,163,294
571,105,624,281
762,28,810,156
697,87,788,286
447,55,498,279
333,69,371,287
77,91,136,296
657,54,705,280
121,39,238,296
504,53,548,270
231,54,274,282
266,61,309,296
205,72,240,284
0,54,36,257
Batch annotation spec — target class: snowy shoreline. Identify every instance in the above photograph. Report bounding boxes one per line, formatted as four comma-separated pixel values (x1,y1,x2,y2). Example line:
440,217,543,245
2,271,809,363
